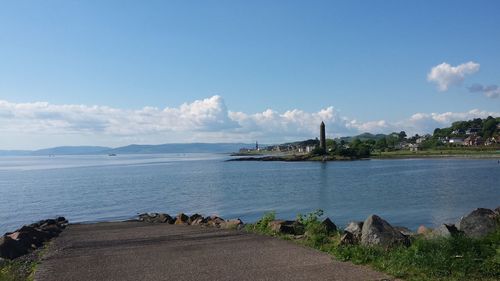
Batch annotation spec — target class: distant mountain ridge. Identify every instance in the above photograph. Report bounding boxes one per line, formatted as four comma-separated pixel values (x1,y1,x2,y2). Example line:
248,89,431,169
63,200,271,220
0,143,254,156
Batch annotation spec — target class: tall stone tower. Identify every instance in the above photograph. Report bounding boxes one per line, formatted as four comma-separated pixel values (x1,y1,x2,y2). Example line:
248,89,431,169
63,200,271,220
320,121,326,153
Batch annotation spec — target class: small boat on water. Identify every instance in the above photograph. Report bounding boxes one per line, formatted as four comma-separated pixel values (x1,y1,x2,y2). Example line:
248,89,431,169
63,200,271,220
108,153,117,156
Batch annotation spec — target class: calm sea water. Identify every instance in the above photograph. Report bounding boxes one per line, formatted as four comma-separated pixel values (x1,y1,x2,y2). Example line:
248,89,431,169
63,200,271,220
0,154,499,234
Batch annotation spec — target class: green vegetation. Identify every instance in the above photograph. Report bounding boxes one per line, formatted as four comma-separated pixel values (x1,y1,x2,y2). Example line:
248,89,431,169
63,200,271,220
0,258,37,281
246,211,500,281
0,244,49,281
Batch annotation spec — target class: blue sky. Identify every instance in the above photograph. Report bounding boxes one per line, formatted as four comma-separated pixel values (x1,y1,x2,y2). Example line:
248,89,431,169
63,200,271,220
0,1,499,149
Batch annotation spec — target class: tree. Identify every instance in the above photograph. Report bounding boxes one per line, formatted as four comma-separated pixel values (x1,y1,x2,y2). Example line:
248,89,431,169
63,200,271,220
375,138,387,150
398,131,407,140
482,117,498,138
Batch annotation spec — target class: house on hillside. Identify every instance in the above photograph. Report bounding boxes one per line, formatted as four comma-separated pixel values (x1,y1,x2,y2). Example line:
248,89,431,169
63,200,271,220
448,138,465,145
416,137,427,144
466,127,480,135
464,136,483,146
484,136,500,146
408,143,420,152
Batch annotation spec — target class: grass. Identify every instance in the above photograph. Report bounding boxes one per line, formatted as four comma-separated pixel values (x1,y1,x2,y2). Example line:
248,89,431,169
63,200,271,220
0,259,36,281
246,211,500,281
373,148,500,159
0,245,48,281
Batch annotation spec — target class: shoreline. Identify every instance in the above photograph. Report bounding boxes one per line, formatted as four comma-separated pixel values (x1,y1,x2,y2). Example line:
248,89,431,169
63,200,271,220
228,154,500,162
2,208,499,281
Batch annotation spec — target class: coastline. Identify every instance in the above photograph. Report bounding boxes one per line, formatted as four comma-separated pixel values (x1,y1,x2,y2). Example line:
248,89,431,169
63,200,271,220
228,153,500,162
3,208,499,281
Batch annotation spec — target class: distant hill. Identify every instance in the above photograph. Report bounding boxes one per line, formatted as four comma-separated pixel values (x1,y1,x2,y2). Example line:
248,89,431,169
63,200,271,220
0,143,253,156
337,132,387,142
106,143,252,154
31,146,111,156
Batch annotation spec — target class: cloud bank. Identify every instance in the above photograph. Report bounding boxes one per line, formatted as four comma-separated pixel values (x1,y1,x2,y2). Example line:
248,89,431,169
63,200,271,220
0,96,499,149
427,61,480,91
468,84,500,99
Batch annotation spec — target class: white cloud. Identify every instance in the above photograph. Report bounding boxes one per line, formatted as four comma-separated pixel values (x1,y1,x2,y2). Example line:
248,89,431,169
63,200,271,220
0,96,499,149
427,61,480,91
402,109,500,134
468,84,500,99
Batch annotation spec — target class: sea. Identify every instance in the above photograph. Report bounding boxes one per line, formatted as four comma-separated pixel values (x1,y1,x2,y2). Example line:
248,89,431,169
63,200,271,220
0,153,499,234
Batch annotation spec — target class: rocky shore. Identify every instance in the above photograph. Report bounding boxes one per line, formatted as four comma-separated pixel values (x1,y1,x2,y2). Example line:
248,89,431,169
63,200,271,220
1,206,498,261
227,155,358,162
0,217,68,260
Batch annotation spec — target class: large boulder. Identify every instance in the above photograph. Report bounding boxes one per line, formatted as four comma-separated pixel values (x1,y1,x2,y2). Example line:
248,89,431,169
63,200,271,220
361,215,410,248
393,226,414,237
321,218,337,233
339,231,356,245
457,208,498,238
175,213,189,225
344,221,363,242
188,214,203,225
220,219,244,230
10,226,52,248
190,216,207,226
0,236,28,260
206,216,225,227
430,224,460,238
268,220,304,235
138,213,173,224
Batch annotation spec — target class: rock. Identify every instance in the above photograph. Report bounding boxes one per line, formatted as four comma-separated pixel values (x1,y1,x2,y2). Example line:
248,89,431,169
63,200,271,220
39,224,62,237
361,215,410,248
157,213,174,224
56,216,68,224
206,216,225,227
321,218,337,233
430,224,460,238
344,221,363,241
138,213,173,223
175,213,189,225
340,232,356,245
190,217,207,226
268,220,304,235
417,225,431,235
0,236,28,260
457,208,498,238
220,219,244,230
13,226,52,248
188,214,203,225
494,206,500,217
393,226,414,236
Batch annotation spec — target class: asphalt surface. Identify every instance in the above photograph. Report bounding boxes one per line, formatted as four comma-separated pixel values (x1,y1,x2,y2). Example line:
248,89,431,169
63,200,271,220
35,222,393,281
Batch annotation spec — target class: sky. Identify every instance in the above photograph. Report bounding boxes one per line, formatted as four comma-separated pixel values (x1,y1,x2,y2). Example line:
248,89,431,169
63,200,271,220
0,0,499,149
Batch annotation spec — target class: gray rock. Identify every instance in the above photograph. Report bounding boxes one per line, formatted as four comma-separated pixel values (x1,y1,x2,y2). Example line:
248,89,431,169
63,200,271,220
344,221,363,241
188,214,203,225
361,215,410,248
220,219,244,230
393,226,414,237
430,224,460,238
206,216,225,227
190,217,207,226
157,213,174,224
321,218,337,233
175,213,189,225
138,213,173,223
457,208,498,238
268,220,304,235
0,236,28,260
339,231,356,245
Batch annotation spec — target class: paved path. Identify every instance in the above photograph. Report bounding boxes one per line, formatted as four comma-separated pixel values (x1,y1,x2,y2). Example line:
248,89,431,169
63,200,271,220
35,222,393,281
